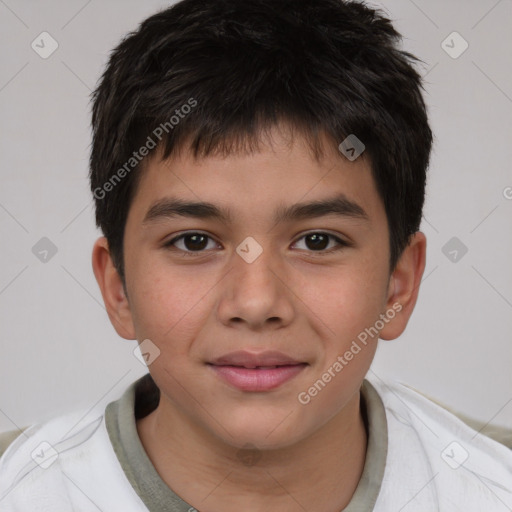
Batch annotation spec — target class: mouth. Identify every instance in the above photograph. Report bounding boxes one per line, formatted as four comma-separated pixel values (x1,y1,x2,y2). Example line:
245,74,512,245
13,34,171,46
207,351,308,391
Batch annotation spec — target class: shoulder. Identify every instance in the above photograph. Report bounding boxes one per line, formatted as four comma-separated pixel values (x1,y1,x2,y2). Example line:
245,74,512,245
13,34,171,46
366,374,512,509
0,407,106,477
0,379,148,512
0,408,109,508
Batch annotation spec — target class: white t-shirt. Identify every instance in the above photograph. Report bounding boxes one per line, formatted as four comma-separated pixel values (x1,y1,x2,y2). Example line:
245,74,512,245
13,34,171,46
1,372,511,511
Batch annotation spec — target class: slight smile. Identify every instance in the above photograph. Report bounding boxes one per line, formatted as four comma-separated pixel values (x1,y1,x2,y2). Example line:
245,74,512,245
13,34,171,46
208,350,309,392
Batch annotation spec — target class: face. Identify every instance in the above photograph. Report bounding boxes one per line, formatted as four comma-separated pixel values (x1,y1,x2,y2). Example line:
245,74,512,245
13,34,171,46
95,126,420,450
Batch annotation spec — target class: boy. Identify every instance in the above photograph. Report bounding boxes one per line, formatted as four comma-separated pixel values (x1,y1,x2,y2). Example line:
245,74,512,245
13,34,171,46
1,0,511,510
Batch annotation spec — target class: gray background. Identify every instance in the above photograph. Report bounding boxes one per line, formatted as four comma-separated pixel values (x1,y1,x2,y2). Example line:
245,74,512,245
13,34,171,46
0,0,511,433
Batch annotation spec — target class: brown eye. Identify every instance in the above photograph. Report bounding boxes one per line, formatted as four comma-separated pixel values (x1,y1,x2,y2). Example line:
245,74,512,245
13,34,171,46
182,234,209,251
292,232,348,253
304,233,329,250
166,232,218,253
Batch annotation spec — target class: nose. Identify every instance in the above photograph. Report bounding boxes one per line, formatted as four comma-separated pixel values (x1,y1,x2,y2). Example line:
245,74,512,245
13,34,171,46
216,244,295,331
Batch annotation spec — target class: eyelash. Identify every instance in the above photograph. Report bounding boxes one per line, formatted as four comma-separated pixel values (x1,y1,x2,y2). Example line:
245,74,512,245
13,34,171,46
163,231,350,257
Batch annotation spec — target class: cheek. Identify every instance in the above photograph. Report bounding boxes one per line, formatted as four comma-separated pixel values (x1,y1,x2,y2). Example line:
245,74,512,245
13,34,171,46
299,260,389,344
127,260,217,347
291,266,385,428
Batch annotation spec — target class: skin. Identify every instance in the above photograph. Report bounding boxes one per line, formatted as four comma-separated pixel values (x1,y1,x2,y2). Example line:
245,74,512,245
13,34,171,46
92,125,426,511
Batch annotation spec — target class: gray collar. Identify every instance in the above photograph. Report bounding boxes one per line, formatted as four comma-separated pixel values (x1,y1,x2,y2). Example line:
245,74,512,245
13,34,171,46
105,373,387,511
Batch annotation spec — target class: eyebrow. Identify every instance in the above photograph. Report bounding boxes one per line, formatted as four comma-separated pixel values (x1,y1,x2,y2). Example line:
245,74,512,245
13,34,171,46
142,194,368,225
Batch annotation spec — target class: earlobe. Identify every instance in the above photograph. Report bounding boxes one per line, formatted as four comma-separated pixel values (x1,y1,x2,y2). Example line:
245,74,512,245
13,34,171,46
379,232,427,340
91,237,136,340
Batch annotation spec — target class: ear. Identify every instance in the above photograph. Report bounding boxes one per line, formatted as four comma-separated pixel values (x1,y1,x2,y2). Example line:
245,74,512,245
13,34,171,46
92,237,136,340
379,231,426,340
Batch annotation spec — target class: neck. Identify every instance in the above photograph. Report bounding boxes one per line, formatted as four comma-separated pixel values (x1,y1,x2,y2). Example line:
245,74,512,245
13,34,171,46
137,390,367,512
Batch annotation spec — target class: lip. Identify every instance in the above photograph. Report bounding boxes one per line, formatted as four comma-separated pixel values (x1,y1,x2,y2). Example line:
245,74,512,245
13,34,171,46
210,350,303,368
208,350,308,391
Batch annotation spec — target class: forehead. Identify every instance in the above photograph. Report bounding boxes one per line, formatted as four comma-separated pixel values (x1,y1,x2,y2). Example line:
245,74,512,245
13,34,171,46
128,127,384,227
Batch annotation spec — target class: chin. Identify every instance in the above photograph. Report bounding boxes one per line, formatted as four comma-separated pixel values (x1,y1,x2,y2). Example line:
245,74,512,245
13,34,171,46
209,408,310,452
